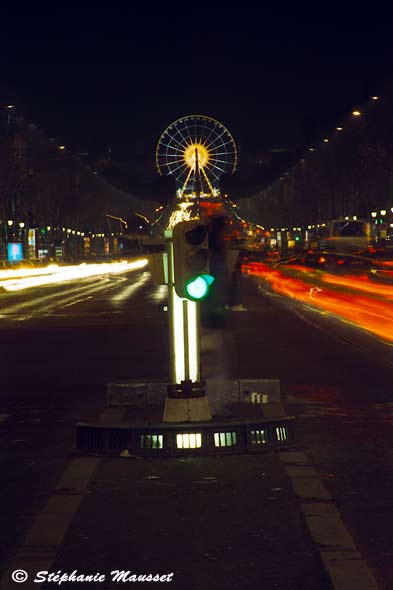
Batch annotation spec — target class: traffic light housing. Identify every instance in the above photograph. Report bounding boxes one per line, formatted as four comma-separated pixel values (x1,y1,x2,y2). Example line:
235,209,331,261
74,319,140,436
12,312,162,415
172,220,214,301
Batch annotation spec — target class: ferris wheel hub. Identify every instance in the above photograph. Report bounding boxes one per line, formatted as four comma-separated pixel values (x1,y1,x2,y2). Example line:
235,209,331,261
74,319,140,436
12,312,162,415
184,143,209,169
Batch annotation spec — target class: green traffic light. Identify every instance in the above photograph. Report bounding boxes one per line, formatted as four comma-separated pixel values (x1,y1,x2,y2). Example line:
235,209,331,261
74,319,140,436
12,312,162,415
185,274,215,301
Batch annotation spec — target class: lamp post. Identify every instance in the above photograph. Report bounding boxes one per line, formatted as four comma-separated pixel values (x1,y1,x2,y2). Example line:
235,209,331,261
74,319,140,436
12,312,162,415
7,219,14,241
19,222,25,259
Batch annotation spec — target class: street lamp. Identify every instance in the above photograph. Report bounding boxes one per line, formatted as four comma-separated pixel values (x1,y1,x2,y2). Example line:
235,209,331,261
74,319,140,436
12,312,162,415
371,212,377,218
380,210,387,216
352,110,362,117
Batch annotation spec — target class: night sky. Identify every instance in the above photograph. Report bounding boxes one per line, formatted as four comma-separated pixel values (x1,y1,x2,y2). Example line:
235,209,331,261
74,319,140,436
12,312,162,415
1,7,393,199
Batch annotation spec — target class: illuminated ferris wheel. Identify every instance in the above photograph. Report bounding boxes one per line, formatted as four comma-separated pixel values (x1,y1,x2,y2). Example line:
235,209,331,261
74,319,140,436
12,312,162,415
156,115,237,199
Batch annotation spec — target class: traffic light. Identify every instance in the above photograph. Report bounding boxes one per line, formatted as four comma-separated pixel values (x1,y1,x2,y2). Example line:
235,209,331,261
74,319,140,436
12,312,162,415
172,220,214,301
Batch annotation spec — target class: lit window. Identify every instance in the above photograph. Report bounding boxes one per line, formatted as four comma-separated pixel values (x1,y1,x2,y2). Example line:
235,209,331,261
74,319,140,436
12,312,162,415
250,429,267,445
214,432,237,447
276,426,288,442
140,434,163,449
176,433,202,449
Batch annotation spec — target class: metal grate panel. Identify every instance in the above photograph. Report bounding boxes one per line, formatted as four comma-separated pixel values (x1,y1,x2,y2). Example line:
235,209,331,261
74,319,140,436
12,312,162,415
76,417,294,456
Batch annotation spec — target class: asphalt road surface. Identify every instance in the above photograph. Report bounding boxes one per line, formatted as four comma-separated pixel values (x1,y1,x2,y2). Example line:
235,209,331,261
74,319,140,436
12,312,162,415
0,263,392,589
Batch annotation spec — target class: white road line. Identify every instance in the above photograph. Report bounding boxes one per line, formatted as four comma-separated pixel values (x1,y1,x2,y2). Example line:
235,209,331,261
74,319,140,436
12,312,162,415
0,406,126,590
1,457,100,589
0,276,133,318
0,279,109,315
63,295,94,308
279,450,380,590
110,272,150,306
147,284,168,302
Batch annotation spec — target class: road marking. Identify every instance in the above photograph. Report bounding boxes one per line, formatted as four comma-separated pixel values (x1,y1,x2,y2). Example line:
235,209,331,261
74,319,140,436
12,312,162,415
147,284,168,302
63,295,93,307
0,280,109,316
1,457,99,589
110,272,150,306
279,450,380,590
0,406,126,589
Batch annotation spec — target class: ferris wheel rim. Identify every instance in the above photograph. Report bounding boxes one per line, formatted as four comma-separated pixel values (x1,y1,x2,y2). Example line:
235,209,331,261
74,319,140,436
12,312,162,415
155,114,238,179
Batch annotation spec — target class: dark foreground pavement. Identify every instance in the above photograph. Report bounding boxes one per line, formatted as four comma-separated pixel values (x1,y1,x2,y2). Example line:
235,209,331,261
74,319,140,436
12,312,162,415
30,453,331,590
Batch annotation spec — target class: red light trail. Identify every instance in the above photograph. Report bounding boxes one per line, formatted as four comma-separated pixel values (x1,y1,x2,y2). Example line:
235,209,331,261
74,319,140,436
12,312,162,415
243,262,393,343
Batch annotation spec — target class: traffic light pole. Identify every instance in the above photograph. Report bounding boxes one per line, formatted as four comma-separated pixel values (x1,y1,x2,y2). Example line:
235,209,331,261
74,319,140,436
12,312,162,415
163,229,211,422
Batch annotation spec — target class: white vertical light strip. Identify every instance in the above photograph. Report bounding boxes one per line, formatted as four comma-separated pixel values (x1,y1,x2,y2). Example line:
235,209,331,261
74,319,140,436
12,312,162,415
187,299,198,382
163,252,168,284
172,286,185,383
167,234,185,384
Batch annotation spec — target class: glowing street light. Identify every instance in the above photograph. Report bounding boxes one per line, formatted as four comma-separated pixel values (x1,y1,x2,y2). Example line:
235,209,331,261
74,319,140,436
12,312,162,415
352,110,362,117
336,127,343,131
371,212,377,218
380,210,387,216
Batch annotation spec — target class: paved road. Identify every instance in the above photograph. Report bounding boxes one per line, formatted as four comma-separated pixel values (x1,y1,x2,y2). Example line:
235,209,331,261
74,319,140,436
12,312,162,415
0,264,391,588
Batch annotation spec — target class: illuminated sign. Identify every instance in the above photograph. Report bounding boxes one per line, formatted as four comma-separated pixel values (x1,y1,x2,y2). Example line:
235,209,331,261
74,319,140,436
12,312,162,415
28,228,36,247
7,242,23,262
84,237,91,254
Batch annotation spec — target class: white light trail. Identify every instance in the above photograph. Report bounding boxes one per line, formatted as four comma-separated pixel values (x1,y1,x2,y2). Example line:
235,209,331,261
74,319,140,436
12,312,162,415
0,260,148,292
0,264,60,280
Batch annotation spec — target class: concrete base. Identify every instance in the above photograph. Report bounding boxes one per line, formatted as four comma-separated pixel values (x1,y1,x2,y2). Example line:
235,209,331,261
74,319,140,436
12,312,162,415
162,396,212,423
107,379,281,416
